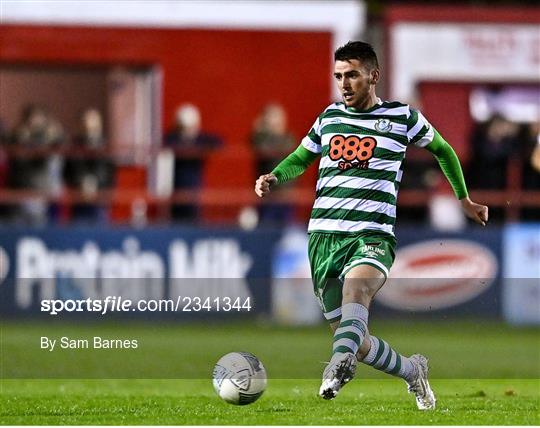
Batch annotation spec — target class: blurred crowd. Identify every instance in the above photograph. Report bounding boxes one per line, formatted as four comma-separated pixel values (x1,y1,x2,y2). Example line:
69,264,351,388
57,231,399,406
0,103,538,227
401,115,540,225
469,115,539,191
0,105,113,224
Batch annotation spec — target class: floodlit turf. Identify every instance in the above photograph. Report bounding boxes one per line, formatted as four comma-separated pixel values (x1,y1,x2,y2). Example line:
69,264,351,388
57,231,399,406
0,379,538,425
2,320,539,379
1,320,539,424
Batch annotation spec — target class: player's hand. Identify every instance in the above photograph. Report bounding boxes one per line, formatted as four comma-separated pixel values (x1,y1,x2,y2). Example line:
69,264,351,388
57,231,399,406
461,197,489,226
255,174,278,198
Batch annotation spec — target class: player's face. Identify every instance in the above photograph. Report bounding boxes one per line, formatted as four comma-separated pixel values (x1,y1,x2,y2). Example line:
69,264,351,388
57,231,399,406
334,60,378,109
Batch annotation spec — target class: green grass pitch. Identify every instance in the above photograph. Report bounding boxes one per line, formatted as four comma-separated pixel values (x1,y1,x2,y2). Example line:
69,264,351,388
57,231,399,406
1,320,538,425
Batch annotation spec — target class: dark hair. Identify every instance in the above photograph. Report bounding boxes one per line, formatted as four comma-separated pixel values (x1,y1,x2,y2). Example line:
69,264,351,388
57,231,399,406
334,41,379,70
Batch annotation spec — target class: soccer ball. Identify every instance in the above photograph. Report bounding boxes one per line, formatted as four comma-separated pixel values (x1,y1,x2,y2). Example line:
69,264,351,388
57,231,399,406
212,352,267,405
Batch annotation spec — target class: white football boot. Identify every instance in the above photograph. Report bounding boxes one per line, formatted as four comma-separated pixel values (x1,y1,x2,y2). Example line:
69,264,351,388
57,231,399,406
407,354,436,410
319,352,357,400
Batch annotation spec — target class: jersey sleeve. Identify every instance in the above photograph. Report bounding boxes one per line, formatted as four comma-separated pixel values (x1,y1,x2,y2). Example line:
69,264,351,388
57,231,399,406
271,144,319,184
407,108,435,148
301,116,322,153
424,129,469,199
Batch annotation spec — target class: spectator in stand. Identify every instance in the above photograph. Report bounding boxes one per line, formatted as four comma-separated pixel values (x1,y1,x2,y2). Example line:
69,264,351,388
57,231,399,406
10,105,66,189
9,105,66,224
75,108,106,148
164,103,222,221
66,108,113,190
520,121,540,220
12,105,65,147
468,114,520,190
521,121,540,185
64,108,113,223
530,135,540,175
251,103,295,224
251,103,295,177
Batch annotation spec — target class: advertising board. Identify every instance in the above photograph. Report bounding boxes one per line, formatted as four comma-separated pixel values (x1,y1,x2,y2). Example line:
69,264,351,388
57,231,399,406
372,227,502,317
0,227,281,318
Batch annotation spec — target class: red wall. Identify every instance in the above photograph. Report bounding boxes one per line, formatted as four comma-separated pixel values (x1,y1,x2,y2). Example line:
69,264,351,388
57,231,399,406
418,82,472,161
0,24,331,217
385,4,540,25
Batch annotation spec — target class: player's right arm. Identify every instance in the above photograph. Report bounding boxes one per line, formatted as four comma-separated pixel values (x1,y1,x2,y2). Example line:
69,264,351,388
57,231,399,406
255,145,319,197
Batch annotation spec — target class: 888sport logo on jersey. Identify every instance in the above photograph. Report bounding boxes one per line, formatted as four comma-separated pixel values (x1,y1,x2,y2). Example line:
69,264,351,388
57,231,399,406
328,135,377,171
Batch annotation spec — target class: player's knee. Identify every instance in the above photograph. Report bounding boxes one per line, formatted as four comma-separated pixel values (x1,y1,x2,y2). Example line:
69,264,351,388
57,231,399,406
343,279,375,302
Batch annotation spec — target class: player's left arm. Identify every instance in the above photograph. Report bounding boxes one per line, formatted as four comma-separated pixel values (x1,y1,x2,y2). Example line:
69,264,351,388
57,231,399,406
425,130,489,226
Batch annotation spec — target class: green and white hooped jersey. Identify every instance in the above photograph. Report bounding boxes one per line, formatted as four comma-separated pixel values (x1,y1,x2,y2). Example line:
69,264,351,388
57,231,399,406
302,100,434,236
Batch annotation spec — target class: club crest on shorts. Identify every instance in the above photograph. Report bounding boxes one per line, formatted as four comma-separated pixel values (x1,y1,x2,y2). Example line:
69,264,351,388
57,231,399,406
375,118,392,133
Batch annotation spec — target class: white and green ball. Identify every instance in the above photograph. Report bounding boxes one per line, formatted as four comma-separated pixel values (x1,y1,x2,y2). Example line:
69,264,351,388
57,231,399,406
212,352,267,405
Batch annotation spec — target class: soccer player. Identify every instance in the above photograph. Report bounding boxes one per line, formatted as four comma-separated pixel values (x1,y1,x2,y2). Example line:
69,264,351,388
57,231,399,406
254,41,488,410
